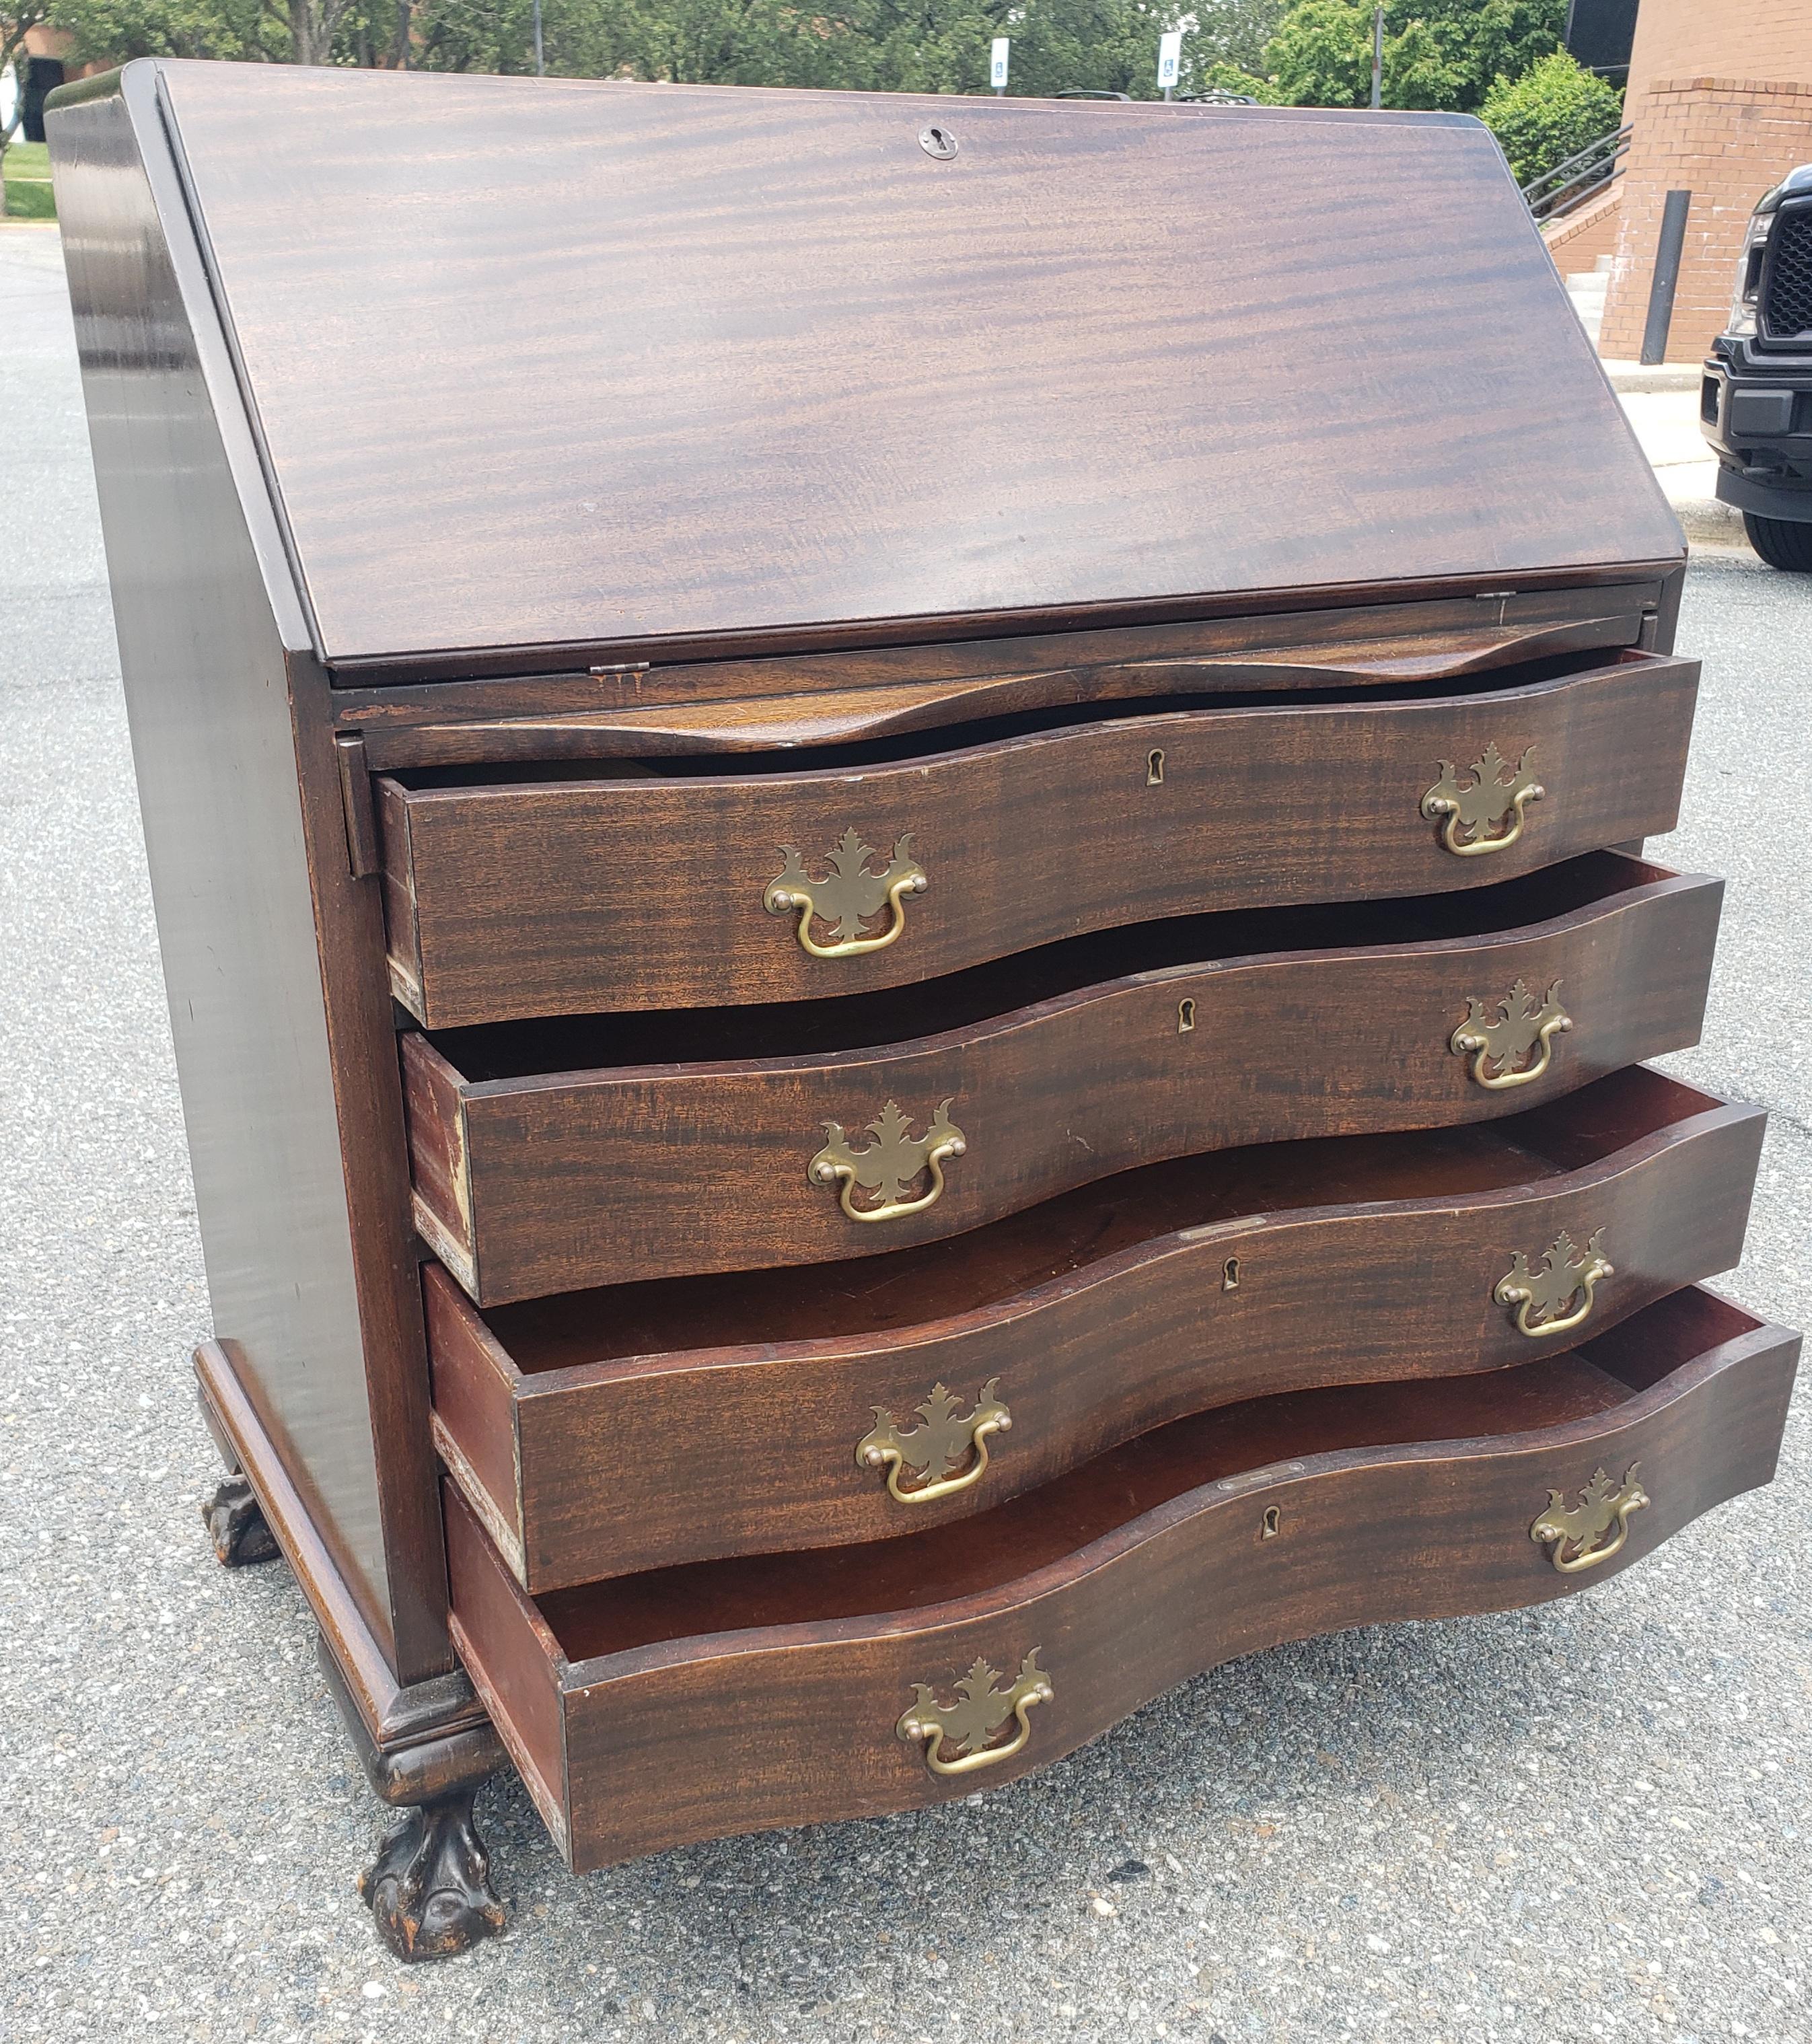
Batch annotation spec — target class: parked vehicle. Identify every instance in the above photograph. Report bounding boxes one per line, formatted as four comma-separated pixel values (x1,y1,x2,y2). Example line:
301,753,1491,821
1701,164,1812,570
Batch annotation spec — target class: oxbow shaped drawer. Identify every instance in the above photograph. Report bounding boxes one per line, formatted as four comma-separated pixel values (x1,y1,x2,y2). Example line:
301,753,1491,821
405,854,1722,1302
444,1288,1799,1873
377,649,1698,1026
428,1068,1764,1591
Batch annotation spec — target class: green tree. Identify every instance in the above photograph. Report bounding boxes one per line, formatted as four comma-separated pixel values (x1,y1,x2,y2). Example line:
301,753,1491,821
1266,0,1366,107
1480,45,1622,188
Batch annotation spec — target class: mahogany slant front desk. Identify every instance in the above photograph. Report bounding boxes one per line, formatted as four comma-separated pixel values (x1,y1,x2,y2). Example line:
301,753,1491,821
50,61,1799,1963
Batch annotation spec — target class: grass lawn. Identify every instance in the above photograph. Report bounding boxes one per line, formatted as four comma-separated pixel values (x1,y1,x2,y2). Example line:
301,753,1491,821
3,141,57,220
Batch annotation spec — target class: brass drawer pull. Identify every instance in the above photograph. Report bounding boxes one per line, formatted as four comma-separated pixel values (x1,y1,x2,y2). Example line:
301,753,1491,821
1421,743,1544,856
1531,1464,1648,1573
810,1099,966,1222
1496,1227,1613,1337
765,830,927,958
857,1379,1011,1504
1451,978,1571,1089
898,1652,1052,1776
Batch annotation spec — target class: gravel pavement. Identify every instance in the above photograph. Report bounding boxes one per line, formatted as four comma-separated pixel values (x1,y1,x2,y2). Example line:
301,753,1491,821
3,223,1808,2044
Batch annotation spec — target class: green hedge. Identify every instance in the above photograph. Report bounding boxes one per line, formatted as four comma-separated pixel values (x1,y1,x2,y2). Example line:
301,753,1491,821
1481,50,1624,190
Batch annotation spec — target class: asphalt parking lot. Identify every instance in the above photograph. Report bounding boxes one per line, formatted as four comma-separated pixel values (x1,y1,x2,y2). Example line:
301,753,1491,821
3,222,1808,2043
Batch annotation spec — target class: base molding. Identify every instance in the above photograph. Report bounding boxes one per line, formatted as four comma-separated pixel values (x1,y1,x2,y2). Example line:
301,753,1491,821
193,1340,496,1758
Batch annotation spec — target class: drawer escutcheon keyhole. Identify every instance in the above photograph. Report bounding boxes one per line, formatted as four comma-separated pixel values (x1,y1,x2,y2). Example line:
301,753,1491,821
1147,747,1166,786
1260,1506,1281,1540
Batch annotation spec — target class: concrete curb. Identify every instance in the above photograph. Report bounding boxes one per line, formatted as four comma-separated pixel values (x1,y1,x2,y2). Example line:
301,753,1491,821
1603,360,1701,394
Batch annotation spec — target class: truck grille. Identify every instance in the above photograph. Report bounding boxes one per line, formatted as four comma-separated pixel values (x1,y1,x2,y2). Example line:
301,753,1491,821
1764,206,1812,340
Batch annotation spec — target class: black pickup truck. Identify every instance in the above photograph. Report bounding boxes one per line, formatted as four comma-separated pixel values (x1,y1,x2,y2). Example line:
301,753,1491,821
1701,163,1812,570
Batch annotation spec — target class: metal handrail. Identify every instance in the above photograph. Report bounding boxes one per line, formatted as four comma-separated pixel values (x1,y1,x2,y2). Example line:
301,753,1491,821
1521,124,1632,223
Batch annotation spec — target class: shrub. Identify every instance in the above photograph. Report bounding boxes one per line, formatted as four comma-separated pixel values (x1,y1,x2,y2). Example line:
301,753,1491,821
1481,48,1624,190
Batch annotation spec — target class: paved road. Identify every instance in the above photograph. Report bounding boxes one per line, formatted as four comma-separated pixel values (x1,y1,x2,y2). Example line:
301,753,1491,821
3,223,1808,2044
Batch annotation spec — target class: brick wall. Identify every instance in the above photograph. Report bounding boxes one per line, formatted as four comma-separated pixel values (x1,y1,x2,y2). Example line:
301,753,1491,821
1597,0,1812,361
1544,187,1622,275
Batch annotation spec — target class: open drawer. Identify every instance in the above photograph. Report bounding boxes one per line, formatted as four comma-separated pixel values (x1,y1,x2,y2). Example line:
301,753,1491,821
406,853,1723,1301
445,1286,1799,1872
378,649,1698,1026
429,1067,1764,1589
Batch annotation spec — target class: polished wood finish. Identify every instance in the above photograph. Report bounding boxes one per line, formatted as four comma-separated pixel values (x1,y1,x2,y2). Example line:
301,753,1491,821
444,1290,1799,1871
359,606,1663,769
337,579,1671,737
379,651,1698,1028
428,1070,1763,1589
52,59,1781,1948
406,856,1720,1299
151,64,1679,676
50,69,450,1683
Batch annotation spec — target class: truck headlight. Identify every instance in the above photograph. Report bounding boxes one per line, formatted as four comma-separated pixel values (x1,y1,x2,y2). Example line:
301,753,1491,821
1729,206,1774,337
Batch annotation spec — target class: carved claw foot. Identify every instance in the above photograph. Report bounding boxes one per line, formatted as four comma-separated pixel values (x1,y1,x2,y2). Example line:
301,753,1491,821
201,1473,280,1566
358,1786,505,1963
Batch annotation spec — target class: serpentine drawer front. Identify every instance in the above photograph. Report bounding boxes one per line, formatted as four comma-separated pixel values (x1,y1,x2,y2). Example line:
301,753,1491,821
443,1288,1799,1873
376,651,1698,1027
426,1068,1764,1591
404,854,1720,1302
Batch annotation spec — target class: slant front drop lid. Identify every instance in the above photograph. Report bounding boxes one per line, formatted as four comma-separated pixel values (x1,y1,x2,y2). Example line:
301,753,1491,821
152,63,1682,671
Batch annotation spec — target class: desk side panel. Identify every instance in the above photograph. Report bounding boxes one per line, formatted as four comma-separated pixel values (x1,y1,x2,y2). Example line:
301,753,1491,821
47,77,421,1671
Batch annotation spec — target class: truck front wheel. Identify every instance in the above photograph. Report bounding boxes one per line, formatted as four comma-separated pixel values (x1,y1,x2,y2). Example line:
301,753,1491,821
1743,511,1812,571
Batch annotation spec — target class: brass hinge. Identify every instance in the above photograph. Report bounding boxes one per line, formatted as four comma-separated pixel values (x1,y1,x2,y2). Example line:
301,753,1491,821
334,731,380,879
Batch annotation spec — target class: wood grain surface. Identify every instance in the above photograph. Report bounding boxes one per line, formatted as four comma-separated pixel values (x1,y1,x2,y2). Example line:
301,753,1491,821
152,64,1681,674
426,1069,1764,1590
360,609,1660,768
379,652,1699,1027
405,856,1722,1299
442,1290,1799,1870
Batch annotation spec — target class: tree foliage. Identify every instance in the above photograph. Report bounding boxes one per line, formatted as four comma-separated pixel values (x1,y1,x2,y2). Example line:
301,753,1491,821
38,0,1596,125
1480,46,1623,187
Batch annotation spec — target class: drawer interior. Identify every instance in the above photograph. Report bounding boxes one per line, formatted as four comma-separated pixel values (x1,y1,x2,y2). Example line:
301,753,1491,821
530,1286,1758,1663
427,850,1673,1079
473,1064,1720,1374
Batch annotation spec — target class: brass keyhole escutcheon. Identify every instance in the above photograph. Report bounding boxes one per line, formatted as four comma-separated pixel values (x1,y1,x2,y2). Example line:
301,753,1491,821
1147,747,1166,786
1260,1505,1281,1540
1223,1256,1241,1291
1178,997,1197,1034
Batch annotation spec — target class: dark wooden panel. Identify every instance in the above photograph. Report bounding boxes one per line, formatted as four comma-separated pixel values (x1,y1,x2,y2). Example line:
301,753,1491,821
440,1294,1798,1870
381,654,1698,1027
50,69,456,1684
361,610,1659,769
336,581,1666,731
428,1072,1764,1589
412,861,1722,1299
153,62,1681,672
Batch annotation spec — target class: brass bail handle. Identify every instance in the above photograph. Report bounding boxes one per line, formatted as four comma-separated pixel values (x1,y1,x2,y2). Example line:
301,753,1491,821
1421,743,1544,858
857,1380,1012,1505
766,829,928,959
1531,1465,1648,1573
1451,979,1572,1091
1495,1228,1613,1338
897,1651,1054,1776
810,1099,967,1224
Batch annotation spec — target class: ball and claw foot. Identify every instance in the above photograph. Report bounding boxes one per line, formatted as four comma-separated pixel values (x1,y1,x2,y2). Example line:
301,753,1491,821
359,1786,505,1963
201,1473,280,1566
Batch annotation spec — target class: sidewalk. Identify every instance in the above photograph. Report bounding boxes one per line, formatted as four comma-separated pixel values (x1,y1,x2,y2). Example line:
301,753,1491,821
1603,360,1750,552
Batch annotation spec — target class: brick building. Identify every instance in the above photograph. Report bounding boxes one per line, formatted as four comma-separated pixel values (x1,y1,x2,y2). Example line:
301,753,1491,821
1550,0,1812,361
